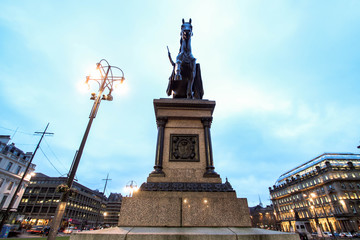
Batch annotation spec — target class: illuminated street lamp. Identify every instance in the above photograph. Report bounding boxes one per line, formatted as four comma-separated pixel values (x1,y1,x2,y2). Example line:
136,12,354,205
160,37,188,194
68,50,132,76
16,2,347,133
309,193,336,238
125,180,138,197
47,60,125,240
304,193,329,238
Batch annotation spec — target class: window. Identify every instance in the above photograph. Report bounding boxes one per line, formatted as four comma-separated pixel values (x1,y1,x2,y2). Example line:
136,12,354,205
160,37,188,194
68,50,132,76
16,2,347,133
345,192,350,199
5,162,13,171
49,207,56,213
25,206,32,213
41,207,48,213
40,188,47,193
331,194,337,201
32,207,40,213
0,195,8,208
33,188,40,194
15,166,21,175
350,204,357,213
7,182,14,191
0,178,4,188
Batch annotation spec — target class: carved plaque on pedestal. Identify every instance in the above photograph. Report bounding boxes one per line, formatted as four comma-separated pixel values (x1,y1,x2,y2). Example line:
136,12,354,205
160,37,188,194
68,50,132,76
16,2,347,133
169,134,199,162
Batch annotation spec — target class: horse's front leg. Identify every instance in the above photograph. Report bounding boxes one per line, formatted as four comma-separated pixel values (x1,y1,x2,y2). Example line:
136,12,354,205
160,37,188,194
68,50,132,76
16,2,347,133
175,58,182,81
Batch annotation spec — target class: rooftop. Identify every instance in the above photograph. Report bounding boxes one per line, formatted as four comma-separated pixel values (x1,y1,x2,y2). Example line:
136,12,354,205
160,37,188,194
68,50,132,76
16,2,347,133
275,153,360,186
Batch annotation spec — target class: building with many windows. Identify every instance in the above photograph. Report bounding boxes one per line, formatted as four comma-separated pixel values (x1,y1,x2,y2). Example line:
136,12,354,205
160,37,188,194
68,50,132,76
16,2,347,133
0,135,35,221
249,204,277,230
269,153,360,234
104,193,122,226
18,173,107,229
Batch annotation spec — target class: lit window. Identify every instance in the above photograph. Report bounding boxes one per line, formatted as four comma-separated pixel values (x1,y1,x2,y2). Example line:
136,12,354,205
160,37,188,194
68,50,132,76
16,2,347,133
345,192,350,199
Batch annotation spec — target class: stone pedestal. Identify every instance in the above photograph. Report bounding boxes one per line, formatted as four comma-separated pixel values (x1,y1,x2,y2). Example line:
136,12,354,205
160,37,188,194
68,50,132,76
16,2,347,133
148,99,221,182
118,99,251,227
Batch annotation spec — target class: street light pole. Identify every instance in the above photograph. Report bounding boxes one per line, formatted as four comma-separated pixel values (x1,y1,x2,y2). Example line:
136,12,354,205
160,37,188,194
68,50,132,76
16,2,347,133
47,60,124,240
304,193,325,238
312,193,336,238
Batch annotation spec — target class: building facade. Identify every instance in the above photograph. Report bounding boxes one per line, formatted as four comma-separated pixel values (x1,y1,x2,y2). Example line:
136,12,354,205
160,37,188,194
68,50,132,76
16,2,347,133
17,173,107,228
269,153,360,234
249,204,277,230
104,193,122,226
0,135,35,221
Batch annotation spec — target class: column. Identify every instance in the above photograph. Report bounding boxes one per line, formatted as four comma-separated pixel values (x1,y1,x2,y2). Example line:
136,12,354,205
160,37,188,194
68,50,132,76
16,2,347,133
150,117,167,177
202,117,219,178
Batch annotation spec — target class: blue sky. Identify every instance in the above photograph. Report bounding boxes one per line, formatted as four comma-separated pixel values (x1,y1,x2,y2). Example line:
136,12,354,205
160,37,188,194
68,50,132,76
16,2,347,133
1,0,360,206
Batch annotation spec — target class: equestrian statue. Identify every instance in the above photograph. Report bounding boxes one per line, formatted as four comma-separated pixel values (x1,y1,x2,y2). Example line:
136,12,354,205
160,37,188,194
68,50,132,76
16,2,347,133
166,18,204,99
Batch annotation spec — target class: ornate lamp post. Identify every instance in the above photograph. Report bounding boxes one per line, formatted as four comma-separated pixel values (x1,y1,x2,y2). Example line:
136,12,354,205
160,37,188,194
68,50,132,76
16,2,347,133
125,180,138,197
304,193,326,238
310,193,336,238
47,59,124,240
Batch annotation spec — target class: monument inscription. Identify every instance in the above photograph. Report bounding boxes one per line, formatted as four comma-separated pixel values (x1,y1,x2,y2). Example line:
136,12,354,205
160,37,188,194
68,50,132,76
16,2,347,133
170,134,199,162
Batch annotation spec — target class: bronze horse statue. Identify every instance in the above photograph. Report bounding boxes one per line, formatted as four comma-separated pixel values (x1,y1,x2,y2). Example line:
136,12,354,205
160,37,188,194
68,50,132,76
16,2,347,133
166,18,204,99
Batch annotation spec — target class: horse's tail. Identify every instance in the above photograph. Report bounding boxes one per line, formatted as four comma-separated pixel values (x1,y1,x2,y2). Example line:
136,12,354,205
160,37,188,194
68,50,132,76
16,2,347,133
166,68,175,96
193,63,204,99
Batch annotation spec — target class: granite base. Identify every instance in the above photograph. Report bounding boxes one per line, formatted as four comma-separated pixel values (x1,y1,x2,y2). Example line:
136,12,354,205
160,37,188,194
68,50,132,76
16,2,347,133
70,227,300,240
118,192,251,227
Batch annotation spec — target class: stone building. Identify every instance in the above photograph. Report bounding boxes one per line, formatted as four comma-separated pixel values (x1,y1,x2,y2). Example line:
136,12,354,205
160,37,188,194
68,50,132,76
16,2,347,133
249,204,277,230
0,135,35,221
17,173,106,228
104,193,122,226
269,153,360,234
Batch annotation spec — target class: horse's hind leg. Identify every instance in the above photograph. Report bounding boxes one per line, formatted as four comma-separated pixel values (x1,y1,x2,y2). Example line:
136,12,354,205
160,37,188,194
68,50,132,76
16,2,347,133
187,79,194,99
186,64,196,98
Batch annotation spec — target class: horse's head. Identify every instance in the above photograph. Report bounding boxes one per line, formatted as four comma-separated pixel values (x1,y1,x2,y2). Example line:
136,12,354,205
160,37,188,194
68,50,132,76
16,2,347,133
181,18,193,41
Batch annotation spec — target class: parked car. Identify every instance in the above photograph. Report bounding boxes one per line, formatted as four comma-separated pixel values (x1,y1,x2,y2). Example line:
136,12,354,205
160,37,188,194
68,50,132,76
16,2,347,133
27,225,45,234
41,226,50,236
339,232,353,238
63,227,81,234
323,232,332,237
4,224,21,238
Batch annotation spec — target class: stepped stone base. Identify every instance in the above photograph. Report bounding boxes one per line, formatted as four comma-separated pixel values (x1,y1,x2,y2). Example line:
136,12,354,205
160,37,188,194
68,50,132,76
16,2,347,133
70,227,300,240
118,191,251,227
